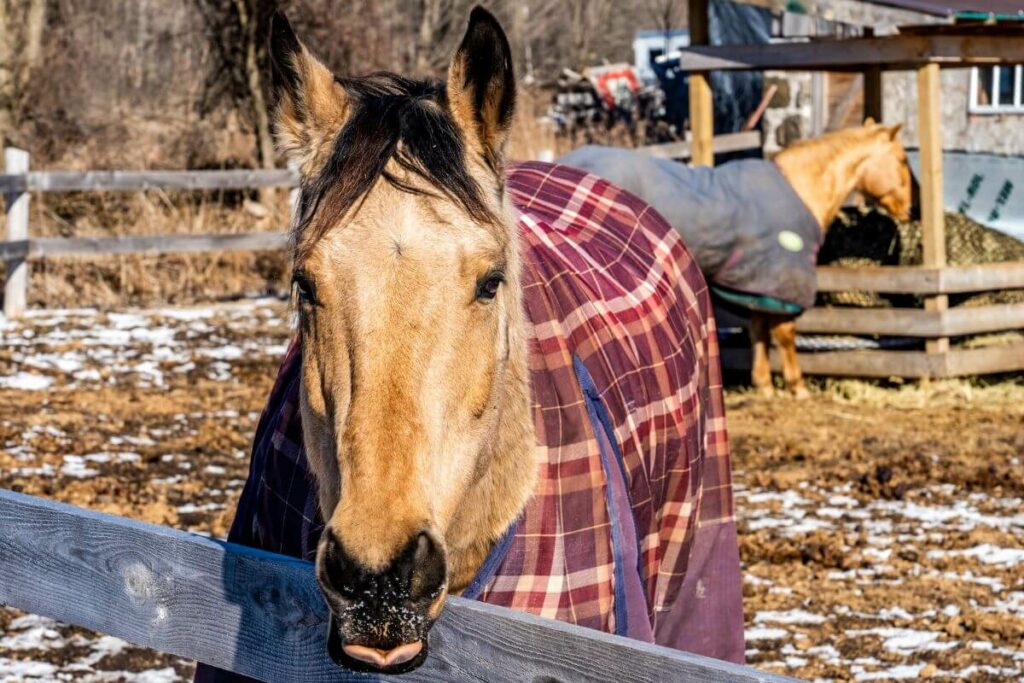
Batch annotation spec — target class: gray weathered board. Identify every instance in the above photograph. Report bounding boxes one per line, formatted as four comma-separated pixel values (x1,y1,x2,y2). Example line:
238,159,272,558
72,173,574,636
0,489,794,683
0,169,297,194
30,232,290,257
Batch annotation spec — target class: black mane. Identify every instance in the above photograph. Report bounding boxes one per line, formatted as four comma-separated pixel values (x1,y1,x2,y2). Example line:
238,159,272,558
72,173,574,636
295,73,494,257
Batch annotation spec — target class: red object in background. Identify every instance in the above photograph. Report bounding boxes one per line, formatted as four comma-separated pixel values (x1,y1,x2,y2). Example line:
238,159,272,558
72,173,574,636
586,64,641,109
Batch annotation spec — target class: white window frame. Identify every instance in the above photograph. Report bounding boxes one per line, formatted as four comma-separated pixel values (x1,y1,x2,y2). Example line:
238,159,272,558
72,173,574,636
968,64,1024,114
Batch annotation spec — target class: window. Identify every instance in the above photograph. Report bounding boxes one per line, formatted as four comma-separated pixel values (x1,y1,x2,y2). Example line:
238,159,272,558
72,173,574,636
969,65,1024,113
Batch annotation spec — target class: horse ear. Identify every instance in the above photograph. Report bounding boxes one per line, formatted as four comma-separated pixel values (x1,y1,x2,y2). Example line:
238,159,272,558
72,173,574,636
269,12,348,168
863,116,876,127
446,7,516,168
886,123,903,141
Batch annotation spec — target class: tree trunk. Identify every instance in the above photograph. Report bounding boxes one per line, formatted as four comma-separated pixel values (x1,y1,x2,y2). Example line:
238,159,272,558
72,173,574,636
0,0,46,146
234,0,276,205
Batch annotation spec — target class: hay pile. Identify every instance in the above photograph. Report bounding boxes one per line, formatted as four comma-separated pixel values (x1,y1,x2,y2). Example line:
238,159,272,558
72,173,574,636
818,208,1024,309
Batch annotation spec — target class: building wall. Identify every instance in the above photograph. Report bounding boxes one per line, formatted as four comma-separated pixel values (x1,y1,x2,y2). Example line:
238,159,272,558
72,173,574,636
883,69,1024,156
761,71,813,155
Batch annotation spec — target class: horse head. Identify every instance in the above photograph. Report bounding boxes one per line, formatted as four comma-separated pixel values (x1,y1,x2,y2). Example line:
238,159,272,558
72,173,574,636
268,7,534,673
856,120,912,221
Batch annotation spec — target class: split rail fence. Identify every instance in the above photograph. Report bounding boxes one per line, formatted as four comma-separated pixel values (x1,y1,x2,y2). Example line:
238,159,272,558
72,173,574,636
4,128,1024,379
0,488,794,682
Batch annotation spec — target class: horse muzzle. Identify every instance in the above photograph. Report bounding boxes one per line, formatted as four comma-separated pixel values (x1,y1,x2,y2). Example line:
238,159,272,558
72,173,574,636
326,614,430,674
317,528,447,674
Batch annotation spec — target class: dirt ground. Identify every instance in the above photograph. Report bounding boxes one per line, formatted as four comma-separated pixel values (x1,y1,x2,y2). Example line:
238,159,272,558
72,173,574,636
0,299,1021,682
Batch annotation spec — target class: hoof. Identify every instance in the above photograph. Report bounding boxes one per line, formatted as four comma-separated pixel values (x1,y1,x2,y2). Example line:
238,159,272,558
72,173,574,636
790,385,810,399
756,385,775,398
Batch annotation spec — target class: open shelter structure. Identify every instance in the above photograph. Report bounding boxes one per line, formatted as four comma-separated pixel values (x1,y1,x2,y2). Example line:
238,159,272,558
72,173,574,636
684,0,1024,378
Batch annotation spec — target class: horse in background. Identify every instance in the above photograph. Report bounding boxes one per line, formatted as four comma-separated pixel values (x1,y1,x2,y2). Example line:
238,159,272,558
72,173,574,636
757,121,910,396
560,121,912,397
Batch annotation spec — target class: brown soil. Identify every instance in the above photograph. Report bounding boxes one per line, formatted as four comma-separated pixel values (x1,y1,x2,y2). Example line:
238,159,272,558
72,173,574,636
1,300,1022,681
729,382,1024,681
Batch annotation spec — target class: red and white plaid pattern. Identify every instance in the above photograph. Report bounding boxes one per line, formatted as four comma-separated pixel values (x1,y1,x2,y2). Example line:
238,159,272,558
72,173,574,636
477,163,738,640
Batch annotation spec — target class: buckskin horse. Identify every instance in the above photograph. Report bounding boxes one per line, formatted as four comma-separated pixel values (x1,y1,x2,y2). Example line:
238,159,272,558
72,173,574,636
561,121,912,397
195,7,742,680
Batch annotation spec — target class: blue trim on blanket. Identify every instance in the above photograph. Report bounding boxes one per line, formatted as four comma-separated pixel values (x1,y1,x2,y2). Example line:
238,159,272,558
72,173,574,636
711,284,804,315
580,359,645,592
572,354,630,637
461,515,520,601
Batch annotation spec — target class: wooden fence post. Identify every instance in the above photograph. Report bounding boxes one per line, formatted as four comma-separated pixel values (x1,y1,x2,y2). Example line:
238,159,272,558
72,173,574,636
917,62,949,361
862,28,883,123
688,0,714,167
4,147,29,319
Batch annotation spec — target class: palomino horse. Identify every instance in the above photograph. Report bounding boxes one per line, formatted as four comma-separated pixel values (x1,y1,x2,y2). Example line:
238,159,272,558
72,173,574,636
757,121,911,397
561,121,912,397
196,8,742,679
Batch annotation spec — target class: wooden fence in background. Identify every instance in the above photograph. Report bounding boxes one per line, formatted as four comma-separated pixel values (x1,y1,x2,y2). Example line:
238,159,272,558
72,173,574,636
3,145,1023,378
0,488,793,682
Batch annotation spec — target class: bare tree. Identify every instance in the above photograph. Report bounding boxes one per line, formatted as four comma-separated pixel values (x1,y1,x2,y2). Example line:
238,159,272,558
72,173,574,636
196,0,276,171
644,0,686,33
0,0,47,146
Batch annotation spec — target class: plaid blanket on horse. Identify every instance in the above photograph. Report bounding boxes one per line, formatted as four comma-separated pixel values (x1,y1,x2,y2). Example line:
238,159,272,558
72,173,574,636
196,162,743,681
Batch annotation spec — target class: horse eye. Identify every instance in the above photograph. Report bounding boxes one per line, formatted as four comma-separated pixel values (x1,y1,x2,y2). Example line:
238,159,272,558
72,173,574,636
476,273,504,301
293,273,316,305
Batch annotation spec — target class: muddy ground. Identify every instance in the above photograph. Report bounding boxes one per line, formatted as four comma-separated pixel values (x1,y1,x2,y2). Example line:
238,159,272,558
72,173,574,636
0,299,1021,682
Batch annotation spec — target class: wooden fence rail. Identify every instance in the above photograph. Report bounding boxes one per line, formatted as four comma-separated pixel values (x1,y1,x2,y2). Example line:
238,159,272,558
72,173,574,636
816,263,1024,295
0,488,791,683
0,168,298,194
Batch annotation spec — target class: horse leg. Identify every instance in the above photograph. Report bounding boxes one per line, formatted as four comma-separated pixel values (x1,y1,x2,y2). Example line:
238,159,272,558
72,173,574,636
769,316,809,399
749,313,774,397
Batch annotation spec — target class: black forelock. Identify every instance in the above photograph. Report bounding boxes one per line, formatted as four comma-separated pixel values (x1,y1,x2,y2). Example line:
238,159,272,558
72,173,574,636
294,72,495,258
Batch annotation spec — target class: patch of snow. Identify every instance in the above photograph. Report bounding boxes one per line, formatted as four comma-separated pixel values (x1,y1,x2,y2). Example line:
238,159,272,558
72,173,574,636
0,372,53,390
60,455,99,479
854,664,925,681
746,627,789,640
755,609,827,625
846,627,952,653
0,658,59,681
196,346,244,360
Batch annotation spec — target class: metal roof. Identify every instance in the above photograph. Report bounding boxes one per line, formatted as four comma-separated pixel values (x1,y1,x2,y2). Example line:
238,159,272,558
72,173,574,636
869,0,1024,18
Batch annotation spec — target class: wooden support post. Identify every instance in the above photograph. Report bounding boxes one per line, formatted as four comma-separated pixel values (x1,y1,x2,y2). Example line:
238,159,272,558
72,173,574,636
862,28,883,122
863,67,882,122
688,0,713,167
917,62,948,356
3,147,29,319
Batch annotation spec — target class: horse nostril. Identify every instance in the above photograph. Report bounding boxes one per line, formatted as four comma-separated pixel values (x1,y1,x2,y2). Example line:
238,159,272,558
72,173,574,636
407,530,446,602
317,530,360,600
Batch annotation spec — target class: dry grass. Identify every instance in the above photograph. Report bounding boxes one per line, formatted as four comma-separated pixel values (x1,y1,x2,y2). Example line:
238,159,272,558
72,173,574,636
805,374,1024,409
2,185,292,309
